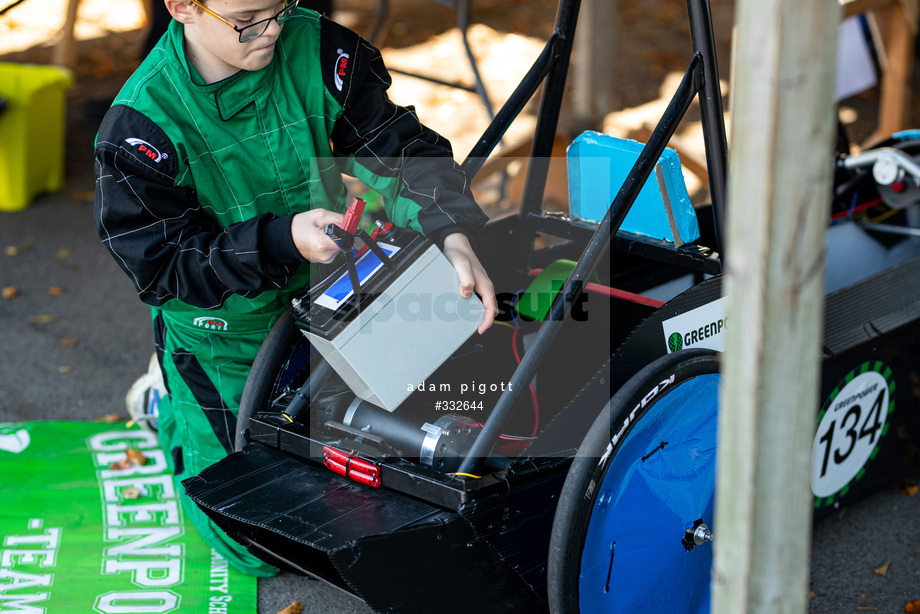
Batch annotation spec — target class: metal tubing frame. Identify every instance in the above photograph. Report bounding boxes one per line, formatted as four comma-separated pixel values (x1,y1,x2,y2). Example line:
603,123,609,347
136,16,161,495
460,0,582,179
687,0,729,255
459,56,707,475
511,0,582,274
370,0,495,119
461,33,559,177
517,0,582,214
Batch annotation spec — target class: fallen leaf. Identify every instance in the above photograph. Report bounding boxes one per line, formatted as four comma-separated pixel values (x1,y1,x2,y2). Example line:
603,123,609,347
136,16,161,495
69,190,95,203
2,287,18,299
60,338,79,347
122,487,141,499
126,449,148,466
29,314,58,324
46,286,65,296
905,600,920,613
93,56,115,79
873,561,891,576
4,245,21,256
57,248,71,259
857,607,878,611
277,601,303,614
901,485,919,497
58,366,71,374
95,413,125,423
108,458,131,470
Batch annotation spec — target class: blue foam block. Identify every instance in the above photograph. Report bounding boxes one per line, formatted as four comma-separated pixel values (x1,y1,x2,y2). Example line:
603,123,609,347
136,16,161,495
566,131,700,244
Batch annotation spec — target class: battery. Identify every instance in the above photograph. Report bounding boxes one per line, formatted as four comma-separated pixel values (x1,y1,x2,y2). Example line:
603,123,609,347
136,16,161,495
294,227,485,411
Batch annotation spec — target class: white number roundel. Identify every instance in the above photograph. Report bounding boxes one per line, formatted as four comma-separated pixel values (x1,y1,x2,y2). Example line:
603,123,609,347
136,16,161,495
811,364,892,501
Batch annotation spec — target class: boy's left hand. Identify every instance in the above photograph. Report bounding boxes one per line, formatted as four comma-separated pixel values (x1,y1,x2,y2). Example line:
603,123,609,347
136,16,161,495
441,233,498,334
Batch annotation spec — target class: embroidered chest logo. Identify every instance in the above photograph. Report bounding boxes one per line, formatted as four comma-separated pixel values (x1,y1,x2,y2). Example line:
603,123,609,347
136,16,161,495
334,48,350,92
192,317,229,331
125,138,169,163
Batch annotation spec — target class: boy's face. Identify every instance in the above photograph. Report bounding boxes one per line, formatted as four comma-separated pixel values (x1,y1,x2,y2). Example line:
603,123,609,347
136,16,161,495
172,0,288,82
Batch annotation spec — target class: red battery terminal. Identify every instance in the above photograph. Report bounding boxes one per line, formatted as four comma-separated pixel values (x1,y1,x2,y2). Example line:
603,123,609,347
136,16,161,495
340,197,366,235
371,220,394,240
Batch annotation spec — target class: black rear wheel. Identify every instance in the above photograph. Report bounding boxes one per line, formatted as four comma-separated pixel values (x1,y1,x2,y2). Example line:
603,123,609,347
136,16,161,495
548,349,720,614
235,310,313,450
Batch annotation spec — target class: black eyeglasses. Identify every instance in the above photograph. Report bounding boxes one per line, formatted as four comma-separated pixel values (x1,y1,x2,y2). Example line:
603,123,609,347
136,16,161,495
189,0,299,43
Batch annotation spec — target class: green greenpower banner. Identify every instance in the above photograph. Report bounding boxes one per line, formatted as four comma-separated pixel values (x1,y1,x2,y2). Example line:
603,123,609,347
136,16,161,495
0,422,256,613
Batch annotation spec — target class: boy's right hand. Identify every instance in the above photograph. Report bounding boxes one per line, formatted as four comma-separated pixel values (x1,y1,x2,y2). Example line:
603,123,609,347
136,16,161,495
291,209,346,263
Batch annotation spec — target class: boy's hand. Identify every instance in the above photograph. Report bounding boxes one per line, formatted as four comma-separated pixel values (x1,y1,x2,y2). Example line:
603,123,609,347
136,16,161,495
291,209,345,263
442,233,498,334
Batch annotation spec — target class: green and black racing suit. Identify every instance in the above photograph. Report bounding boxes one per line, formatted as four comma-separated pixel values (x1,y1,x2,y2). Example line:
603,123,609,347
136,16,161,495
93,8,487,575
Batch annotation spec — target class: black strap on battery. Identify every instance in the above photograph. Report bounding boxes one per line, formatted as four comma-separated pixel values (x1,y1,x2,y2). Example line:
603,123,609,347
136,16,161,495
355,229,395,270
324,223,396,307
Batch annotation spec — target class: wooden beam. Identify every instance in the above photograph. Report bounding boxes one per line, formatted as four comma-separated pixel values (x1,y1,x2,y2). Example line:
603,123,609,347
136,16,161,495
52,0,81,68
840,0,919,145
573,0,618,131
840,0,896,18
870,0,917,141
712,0,840,612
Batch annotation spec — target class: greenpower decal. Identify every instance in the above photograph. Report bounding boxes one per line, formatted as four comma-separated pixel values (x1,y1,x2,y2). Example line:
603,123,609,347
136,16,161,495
0,422,255,613
811,361,895,508
661,297,727,353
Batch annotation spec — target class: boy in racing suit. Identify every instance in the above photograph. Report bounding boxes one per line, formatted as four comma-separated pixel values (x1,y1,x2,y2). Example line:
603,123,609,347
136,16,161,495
93,0,498,576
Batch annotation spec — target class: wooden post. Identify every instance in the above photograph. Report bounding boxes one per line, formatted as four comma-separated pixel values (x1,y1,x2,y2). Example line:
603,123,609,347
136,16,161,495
573,0,618,132
712,0,840,612
52,0,81,68
871,0,917,141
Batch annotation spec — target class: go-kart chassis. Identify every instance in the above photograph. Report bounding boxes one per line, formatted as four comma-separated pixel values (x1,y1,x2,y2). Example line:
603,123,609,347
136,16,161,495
184,0,920,611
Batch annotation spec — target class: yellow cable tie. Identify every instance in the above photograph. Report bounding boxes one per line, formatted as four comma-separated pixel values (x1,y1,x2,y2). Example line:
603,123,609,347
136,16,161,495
452,472,481,479
281,413,294,423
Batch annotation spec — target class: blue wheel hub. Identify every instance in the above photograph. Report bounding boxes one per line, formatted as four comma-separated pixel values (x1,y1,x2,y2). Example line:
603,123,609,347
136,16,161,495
579,374,719,613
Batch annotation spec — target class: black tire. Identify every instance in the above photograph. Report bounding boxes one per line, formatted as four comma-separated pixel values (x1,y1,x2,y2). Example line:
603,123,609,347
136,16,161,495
547,348,720,614
235,310,303,450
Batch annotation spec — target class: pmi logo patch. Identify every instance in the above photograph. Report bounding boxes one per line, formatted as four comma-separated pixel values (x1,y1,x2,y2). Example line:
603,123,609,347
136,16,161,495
193,317,229,331
333,48,350,92
125,137,169,163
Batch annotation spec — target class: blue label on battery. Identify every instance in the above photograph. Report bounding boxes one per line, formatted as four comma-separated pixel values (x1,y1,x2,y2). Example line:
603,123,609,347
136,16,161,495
316,243,400,311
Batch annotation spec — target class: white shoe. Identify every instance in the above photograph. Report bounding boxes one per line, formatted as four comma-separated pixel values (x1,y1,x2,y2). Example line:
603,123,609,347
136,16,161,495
125,353,165,432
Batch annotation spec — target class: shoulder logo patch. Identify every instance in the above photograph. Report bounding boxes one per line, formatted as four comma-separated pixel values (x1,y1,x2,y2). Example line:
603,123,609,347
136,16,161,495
333,48,350,92
125,137,169,163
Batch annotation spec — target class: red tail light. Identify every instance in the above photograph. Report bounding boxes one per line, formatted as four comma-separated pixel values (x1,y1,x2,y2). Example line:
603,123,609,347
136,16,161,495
322,446,381,488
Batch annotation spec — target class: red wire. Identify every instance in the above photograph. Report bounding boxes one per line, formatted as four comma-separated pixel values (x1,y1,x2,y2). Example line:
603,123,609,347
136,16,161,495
475,422,534,442
830,198,883,220
527,269,665,308
512,327,540,438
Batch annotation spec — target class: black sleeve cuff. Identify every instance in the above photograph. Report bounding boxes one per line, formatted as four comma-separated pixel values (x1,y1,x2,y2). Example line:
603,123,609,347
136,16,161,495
430,225,478,252
262,214,308,264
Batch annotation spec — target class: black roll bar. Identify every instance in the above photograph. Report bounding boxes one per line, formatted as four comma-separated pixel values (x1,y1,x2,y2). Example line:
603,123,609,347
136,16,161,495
459,55,709,475
451,0,729,475
687,0,729,255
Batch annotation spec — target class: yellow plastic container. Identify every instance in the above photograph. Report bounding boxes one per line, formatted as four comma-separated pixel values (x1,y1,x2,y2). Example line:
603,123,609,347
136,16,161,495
0,63,74,211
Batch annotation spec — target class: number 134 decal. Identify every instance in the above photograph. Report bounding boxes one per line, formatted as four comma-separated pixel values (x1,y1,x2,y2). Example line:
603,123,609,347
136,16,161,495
811,361,894,508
